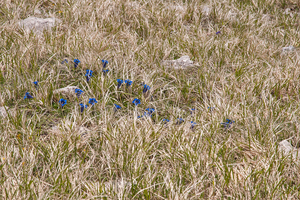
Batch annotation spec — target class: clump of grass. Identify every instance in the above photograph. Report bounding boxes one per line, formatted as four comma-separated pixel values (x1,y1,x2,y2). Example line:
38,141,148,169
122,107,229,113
0,0,300,198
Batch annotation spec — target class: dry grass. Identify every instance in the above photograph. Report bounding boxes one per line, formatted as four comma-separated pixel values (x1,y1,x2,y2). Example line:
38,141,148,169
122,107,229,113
1,0,300,199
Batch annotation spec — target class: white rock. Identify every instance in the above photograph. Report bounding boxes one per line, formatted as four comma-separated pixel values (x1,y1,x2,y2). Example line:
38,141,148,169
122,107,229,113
283,8,294,17
281,45,295,55
19,17,61,33
278,140,300,159
162,55,194,69
53,86,79,96
201,5,211,16
0,106,8,118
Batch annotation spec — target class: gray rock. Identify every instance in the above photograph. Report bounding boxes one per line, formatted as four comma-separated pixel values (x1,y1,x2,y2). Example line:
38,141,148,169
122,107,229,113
53,86,79,96
162,55,194,69
19,17,61,33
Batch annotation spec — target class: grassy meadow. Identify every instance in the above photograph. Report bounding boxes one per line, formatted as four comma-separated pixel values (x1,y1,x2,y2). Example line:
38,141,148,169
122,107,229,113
1,0,300,199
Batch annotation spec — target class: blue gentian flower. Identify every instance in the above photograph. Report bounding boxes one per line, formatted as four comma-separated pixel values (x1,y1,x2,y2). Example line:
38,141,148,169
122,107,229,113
208,107,215,112
114,104,121,109
103,69,109,75
163,119,170,123
102,59,109,68
216,31,221,35
117,79,123,88
85,69,93,82
59,98,67,108
125,79,132,87
75,89,83,98
132,98,141,106
145,108,155,115
74,59,80,68
137,115,144,119
176,118,184,125
33,81,38,90
190,108,195,114
191,121,197,129
143,108,155,118
24,92,33,100
61,59,68,64
221,119,235,129
79,103,88,112
88,98,98,106
143,84,151,93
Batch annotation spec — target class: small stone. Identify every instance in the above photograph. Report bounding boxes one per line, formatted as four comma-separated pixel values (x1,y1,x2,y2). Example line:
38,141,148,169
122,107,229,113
19,16,61,33
201,5,211,16
278,140,300,159
34,9,42,15
283,8,294,17
162,55,194,69
53,86,79,96
281,45,295,55
0,106,8,118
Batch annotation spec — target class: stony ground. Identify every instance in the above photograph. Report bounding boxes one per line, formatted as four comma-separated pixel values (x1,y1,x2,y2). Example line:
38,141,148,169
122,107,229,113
1,0,300,199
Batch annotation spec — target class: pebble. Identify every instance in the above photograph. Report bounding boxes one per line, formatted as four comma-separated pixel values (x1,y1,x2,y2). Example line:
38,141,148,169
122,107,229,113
19,16,61,33
162,55,194,69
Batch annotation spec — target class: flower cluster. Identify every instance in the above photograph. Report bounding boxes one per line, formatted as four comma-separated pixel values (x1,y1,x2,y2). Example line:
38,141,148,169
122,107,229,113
22,58,236,132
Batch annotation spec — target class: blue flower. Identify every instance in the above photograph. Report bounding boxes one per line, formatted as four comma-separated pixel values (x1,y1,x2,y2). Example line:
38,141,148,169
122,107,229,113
85,69,93,82
143,108,155,118
216,31,221,35
102,69,109,75
74,59,81,68
221,119,235,129
190,108,195,114
24,92,33,100
79,103,88,112
176,118,184,125
145,108,155,114
163,119,170,123
114,104,121,109
208,107,215,112
117,79,123,88
143,84,151,93
191,121,197,129
33,81,39,90
102,59,109,68
75,89,84,98
61,59,68,64
88,98,98,106
59,98,67,108
132,98,141,106
137,115,144,119
125,79,132,87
